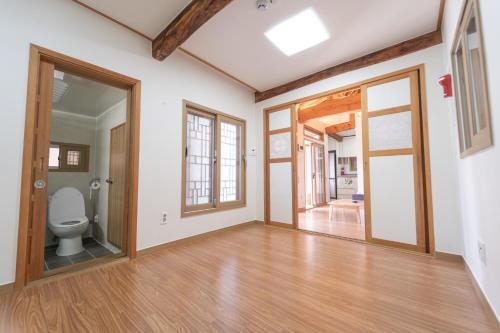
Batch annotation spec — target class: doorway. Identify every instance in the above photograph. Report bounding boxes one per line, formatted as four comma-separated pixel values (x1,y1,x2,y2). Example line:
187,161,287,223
15,45,141,288
263,65,435,254
296,90,366,240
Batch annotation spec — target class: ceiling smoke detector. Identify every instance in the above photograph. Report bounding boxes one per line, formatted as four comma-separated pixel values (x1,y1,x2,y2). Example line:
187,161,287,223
256,0,272,11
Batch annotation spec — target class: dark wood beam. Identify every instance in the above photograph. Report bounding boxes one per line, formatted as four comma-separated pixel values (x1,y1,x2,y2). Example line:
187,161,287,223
325,114,355,136
255,30,442,102
153,0,233,61
298,94,361,123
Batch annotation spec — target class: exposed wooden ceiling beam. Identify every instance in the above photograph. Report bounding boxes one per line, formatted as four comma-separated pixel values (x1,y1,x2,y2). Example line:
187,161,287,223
325,114,355,136
329,133,343,142
255,30,442,102
153,0,233,61
298,94,361,123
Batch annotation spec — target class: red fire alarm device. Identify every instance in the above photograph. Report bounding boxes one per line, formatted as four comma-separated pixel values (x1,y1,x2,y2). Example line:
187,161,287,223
438,74,453,98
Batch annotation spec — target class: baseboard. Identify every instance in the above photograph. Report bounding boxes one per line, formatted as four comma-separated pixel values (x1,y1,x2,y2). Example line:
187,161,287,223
297,208,306,213
137,220,259,256
268,221,295,229
463,260,500,328
0,282,14,296
435,251,464,263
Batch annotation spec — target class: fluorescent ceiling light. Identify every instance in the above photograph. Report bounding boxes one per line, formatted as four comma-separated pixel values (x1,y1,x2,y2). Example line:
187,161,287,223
265,8,329,56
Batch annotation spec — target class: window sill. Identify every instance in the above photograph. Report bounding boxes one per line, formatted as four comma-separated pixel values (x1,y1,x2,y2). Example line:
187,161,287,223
181,202,246,218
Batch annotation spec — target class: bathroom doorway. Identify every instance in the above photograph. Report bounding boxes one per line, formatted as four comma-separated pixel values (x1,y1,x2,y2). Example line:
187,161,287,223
15,45,140,287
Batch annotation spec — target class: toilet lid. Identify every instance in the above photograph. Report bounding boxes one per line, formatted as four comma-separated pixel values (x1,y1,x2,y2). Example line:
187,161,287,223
49,187,86,224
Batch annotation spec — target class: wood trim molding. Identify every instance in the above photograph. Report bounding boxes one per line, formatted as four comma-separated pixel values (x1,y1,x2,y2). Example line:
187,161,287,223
463,261,500,329
72,0,153,41
255,30,443,102
152,0,233,60
437,0,447,31
137,221,259,256
368,148,414,157
367,105,412,117
268,127,291,135
178,47,257,91
268,221,295,229
15,45,141,289
435,252,464,263
269,157,292,163
0,283,14,296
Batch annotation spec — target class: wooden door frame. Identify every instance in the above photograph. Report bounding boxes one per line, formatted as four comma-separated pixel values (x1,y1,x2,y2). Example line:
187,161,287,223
263,105,298,229
15,44,141,289
361,70,426,252
262,64,435,255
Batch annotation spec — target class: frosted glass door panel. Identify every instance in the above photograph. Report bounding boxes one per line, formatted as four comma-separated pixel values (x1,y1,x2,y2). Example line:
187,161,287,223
269,132,291,159
367,78,410,111
369,155,417,245
270,163,293,224
269,109,291,131
369,111,413,151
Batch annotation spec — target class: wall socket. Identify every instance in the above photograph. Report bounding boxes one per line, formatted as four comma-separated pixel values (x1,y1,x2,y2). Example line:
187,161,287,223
161,212,168,225
478,240,487,265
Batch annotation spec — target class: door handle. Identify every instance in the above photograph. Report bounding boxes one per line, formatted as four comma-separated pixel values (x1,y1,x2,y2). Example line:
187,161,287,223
34,179,46,189
106,178,113,185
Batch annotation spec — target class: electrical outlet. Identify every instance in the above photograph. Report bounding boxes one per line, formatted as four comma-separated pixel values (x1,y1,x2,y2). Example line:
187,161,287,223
161,212,168,225
478,241,486,265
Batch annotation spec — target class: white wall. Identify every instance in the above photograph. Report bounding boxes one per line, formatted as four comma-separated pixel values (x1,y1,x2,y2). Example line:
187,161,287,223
256,45,463,255
94,100,127,248
441,0,500,319
0,0,257,285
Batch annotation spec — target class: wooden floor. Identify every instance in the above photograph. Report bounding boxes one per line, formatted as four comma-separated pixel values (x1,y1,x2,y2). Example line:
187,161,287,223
0,223,497,332
299,206,365,240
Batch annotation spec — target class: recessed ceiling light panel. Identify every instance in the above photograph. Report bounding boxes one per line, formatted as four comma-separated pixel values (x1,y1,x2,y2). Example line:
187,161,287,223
265,8,330,56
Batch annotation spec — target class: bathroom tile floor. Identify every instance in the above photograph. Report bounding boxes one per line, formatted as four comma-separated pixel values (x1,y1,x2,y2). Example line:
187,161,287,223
44,237,114,271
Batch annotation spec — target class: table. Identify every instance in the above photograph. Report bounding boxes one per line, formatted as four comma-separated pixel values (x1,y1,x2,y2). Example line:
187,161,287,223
328,199,364,224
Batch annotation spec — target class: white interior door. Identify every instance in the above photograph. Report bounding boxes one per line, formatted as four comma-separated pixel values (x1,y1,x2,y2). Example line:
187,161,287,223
265,108,296,226
362,71,426,252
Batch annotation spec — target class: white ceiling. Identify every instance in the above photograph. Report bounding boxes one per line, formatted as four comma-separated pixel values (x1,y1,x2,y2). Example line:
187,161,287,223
183,0,441,91
79,0,191,38
76,0,441,91
53,72,127,117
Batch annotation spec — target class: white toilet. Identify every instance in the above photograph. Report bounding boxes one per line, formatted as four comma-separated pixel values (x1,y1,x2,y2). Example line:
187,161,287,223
48,187,89,256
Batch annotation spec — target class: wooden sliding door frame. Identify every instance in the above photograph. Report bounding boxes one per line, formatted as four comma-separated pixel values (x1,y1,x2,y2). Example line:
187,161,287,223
361,70,426,253
263,105,298,228
15,44,141,289
262,64,435,255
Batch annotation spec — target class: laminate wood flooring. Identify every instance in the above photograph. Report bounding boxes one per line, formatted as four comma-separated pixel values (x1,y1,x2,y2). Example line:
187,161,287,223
0,223,497,332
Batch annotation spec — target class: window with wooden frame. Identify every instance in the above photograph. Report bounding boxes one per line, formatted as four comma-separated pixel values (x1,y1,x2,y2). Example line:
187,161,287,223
451,0,492,158
182,101,246,216
304,125,324,142
48,142,90,172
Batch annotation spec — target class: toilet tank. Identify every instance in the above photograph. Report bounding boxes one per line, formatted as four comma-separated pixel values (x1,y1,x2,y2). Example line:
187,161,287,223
49,187,86,223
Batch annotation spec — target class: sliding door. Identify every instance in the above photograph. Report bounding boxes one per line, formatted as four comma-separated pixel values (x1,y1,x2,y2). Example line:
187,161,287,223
264,107,297,227
312,143,326,206
362,70,427,252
